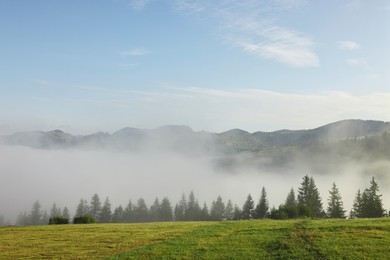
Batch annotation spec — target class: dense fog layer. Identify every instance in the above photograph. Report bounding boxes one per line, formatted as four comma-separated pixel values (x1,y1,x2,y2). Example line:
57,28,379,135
1,144,389,223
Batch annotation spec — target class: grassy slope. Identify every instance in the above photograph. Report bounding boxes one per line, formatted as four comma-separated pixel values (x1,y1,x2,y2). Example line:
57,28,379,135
1,219,389,259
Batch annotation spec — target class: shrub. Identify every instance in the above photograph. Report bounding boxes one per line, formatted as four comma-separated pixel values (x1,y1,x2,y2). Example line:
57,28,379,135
73,214,95,224
49,216,69,225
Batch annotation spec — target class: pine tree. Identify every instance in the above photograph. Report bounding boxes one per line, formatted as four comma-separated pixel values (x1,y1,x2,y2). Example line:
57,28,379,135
298,175,323,217
100,197,112,223
159,197,173,221
150,198,161,222
233,205,242,220
327,182,346,218
123,200,134,222
41,210,49,225
224,200,234,220
174,193,187,221
255,187,269,219
350,189,363,218
241,194,255,220
112,205,124,223
185,191,201,221
361,177,385,218
134,198,149,222
50,203,61,218
210,196,225,221
200,202,210,221
29,201,42,225
75,198,88,217
283,188,298,218
89,194,102,222
62,207,70,219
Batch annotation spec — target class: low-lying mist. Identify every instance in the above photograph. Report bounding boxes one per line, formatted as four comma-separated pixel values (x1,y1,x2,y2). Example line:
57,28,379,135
1,143,389,223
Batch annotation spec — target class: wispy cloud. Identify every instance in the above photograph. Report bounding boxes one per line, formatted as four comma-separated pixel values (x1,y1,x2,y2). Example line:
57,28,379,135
130,0,151,10
119,48,149,57
339,41,361,50
173,0,318,67
345,58,366,66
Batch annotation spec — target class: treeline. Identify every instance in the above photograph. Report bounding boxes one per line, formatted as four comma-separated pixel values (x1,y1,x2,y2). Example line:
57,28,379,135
9,175,389,226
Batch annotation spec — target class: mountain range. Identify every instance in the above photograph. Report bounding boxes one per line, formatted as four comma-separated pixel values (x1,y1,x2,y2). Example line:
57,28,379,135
1,119,390,153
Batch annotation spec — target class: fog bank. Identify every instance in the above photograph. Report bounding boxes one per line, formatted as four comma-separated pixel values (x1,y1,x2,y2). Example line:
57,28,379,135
0,144,389,223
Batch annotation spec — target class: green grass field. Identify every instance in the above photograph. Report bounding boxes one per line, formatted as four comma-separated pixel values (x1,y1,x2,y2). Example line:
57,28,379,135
1,218,389,259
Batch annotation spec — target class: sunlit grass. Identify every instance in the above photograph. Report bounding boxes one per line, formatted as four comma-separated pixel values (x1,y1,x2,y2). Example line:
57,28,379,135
1,218,389,259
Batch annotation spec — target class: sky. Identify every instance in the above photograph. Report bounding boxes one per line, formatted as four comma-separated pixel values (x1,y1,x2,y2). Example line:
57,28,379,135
0,0,389,134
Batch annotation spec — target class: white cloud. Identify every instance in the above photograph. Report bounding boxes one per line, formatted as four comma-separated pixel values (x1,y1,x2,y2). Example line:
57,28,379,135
346,58,366,66
173,0,318,68
130,0,151,10
119,48,149,57
339,41,361,50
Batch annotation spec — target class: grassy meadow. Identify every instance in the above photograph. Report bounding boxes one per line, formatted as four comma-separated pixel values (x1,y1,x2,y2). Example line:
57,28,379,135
1,218,389,259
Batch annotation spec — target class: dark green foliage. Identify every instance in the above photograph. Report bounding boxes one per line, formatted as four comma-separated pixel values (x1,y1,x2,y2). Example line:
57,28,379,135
123,200,134,222
49,216,69,224
200,202,210,221
269,206,288,220
89,194,102,222
62,207,70,219
350,189,363,218
112,206,124,223
100,197,112,223
327,183,346,218
134,198,149,222
50,203,61,218
232,205,242,220
298,175,323,217
224,200,234,220
185,191,202,221
73,214,95,224
29,201,43,225
255,187,269,219
210,196,225,221
159,197,173,221
174,194,187,221
282,188,298,218
360,177,385,218
75,199,89,217
241,194,255,220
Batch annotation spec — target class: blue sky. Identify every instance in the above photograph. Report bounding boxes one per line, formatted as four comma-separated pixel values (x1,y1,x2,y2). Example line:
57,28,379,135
0,0,389,134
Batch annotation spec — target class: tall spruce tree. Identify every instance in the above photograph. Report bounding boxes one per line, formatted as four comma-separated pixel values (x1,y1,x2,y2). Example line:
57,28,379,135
350,189,363,218
185,191,201,221
210,196,225,221
241,194,255,220
283,188,298,218
100,197,112,223
112,205,124,223
361,177,385,218
134,198,149,222
50,203,61,218
174,193,187,221
89,194,102,222
29,201,42,225
298,175,323,217
255,187,269,219
159,197,173,221
150,198,161,222
123,200,134,222
327,183,346,218
224,200,234,220
62,207,70,219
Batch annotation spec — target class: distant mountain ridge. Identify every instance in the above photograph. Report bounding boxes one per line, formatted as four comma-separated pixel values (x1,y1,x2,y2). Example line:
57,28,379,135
1,119,390,152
